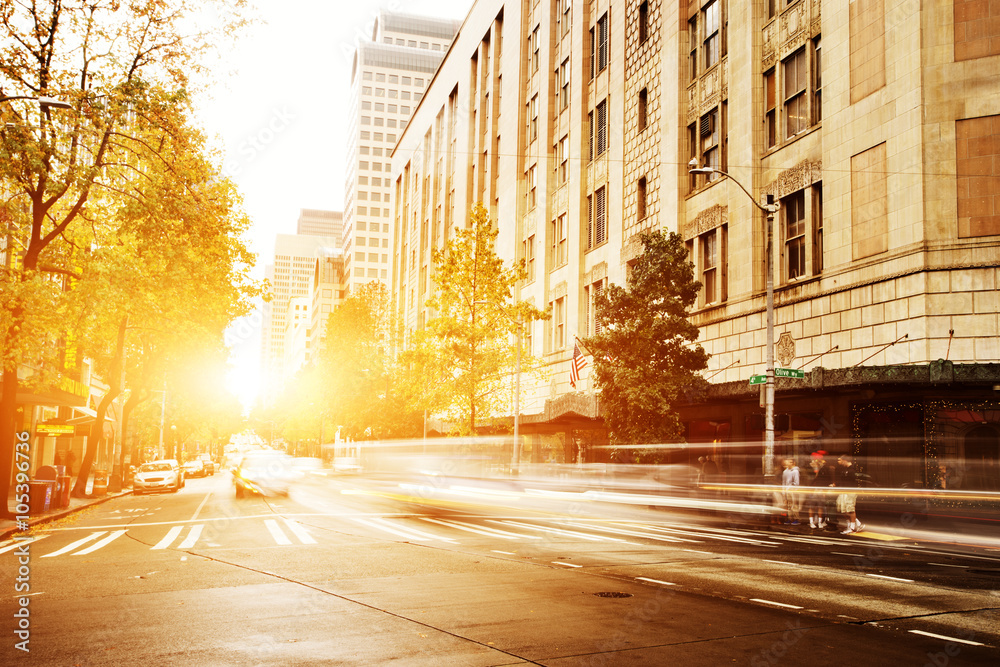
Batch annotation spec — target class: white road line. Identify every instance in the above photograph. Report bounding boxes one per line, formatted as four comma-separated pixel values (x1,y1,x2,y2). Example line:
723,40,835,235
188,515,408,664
265,519,292,545
421,518,521,539
41,532,105,558
831,552,863,557
73,530,127,555
763,559,794,566
559,521,697,544
491,550,516,555
866,573,914,583
177,525,204,549
683,549,715,555
282,519,317,545
353,518,458,543
151,526,184,550
908,630,986,646
190,493,212,521
636,577,676,586
928,563,969,569
490,520,626,542
371,519,459,543
751,598,804,609
0,536,47,554
552,561,582,568
617,523,781,547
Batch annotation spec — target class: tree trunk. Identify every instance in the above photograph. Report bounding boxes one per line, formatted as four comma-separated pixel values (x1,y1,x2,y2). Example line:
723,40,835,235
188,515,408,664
73,317,127,497
0,366,20,519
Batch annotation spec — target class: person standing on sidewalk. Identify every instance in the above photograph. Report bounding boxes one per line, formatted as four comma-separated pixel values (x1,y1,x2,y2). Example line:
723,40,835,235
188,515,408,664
806,451,833,529
781,458,802,525
834,454,864,534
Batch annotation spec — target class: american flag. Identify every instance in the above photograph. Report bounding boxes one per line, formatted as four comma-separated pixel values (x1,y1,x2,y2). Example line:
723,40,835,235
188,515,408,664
569,340,588,388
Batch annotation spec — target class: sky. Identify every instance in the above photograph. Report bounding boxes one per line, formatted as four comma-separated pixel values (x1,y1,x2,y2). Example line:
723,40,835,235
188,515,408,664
203,0,474,409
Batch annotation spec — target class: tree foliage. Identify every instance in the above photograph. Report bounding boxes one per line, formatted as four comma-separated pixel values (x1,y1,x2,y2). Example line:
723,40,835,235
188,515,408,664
583,230,709,446
407,204,546,435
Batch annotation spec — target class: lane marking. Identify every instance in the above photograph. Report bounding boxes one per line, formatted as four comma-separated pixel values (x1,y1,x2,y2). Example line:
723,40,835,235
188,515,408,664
552,561,582,568
763,559,794,566
177,525,204,549
282,519,317,545
866,573,914,583
636,577,676,586
751,598,804,610
928,563,968,569
42,532,105,558
353,518,458,543
831,552,863,557
73,530,127,555
190,493,212,521
0,536,47,554
908,630,985,646
491,550,516,555
151,526,184,550
617,523,781,547
559,521,697,544
682,549,715,555
265,519,292,545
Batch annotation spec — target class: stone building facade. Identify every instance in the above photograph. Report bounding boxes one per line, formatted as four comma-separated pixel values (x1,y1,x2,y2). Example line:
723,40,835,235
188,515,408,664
390,0,1000,488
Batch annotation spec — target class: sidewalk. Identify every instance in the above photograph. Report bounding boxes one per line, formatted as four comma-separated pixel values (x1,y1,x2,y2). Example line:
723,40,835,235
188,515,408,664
1,477,133,541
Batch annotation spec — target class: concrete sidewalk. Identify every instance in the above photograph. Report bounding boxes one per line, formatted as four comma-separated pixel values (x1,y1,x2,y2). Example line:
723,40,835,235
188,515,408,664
1,478,132,541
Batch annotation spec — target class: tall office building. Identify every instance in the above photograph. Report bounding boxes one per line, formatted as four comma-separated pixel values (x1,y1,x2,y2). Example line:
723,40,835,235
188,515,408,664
391,1,1000,481
261,210,343,402
342,11,461,296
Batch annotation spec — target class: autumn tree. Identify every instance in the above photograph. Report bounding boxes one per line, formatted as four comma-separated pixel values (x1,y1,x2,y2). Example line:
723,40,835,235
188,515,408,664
409,205,546,435
0,0,252,514
582,230,709,447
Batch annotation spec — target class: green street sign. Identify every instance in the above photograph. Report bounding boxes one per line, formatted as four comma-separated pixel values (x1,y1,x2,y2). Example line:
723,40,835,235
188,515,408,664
775,368,805,379
749,374,767,385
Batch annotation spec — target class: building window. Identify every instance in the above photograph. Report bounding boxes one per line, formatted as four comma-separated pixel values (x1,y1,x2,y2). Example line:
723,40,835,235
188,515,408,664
585,278,606,336
637,176,647,220
554,297,566,350
703,0,720,69
557,135,569,184
702,229,718,304
597,11,609,72
559,59,570,110
783,190,806,280
528,164,537,209
957,115,1000,238
784,47,808,138
530,94,538,141
638,87,648,131
698,107,719,180
588,186,607,248
688,16,698,80
526,235,535,281
639,2,650,44
595,98,608,157
813,37,822,124
550,215,568,268
813,183,824,274
532,25,539,72
764,68,777,149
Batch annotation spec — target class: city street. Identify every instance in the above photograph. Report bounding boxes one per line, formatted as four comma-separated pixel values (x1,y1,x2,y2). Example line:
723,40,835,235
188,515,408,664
3,472,999,665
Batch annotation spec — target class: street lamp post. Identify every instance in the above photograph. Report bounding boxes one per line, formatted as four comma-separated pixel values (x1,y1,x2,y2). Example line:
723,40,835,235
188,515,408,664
688,160,780,480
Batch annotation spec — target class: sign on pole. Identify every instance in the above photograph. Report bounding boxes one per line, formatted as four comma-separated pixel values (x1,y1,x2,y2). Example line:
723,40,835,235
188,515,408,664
749,374,767,385
775,368,805,379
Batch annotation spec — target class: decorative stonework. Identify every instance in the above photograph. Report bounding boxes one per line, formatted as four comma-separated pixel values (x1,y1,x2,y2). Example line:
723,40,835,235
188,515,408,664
545,391,600,421
585,261,608,285
620,233,644,264
685,205,728,240
549,280,567,301
767,159,822,200
777,332,796,367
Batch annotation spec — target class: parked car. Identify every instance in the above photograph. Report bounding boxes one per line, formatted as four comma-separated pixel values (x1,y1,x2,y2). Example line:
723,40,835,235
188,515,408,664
182,460,206,478
233,451,296,498
134,460,183,495
198,456,216,475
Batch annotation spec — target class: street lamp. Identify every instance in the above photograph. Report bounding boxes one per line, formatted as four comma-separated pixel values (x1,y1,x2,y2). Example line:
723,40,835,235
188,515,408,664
688,159,780,480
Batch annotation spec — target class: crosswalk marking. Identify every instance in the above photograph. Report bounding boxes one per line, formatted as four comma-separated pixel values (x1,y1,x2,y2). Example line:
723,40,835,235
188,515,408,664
152,526,184,550
73,530,127,555
282,519,317,544
558,521,698,544
177,524,203,549
0,536,48,554
265,519,292,545
354,518,459,543
489,520,628,543
615,522,782,547
42,532,105,558
421,518,540,540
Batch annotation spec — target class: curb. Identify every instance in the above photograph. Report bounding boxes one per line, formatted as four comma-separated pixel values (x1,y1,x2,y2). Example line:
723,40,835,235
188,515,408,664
1,490,132,542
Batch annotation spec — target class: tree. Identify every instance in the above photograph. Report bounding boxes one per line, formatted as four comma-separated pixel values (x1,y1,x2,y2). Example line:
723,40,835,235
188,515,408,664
583,230,709,447
0,0,252,514
411,204,546,435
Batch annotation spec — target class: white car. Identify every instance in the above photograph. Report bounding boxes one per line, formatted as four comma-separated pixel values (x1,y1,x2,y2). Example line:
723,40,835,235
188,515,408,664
134,460,184,495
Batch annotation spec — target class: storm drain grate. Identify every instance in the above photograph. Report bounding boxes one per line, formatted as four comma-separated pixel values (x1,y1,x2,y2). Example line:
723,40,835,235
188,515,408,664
593,591,633,598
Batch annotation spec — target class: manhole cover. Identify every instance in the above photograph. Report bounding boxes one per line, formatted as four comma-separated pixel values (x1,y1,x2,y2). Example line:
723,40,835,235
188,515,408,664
593,591,633,598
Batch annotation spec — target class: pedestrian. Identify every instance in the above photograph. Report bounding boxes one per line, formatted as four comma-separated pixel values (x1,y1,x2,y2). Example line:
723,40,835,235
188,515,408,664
806,451,833,529
834,454,864,534
66,449,77,477
781,458,801,525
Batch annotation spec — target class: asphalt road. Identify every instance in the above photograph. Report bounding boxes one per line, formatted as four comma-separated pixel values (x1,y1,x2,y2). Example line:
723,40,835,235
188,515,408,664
2,471,999,665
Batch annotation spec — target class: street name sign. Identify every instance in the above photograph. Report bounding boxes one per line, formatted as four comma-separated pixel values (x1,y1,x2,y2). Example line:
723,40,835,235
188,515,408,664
749,374,767,385
775,368,805,379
